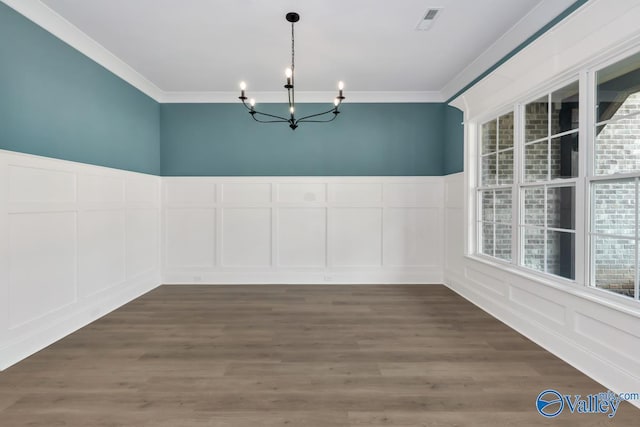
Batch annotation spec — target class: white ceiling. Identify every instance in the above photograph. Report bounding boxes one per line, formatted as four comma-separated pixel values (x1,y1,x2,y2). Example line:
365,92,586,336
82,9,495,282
16,0,578,101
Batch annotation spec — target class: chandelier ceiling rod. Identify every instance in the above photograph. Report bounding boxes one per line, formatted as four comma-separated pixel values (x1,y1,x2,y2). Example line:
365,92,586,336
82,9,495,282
238,12,345,130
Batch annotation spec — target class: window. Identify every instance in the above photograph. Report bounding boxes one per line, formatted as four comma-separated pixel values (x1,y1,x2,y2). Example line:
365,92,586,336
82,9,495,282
478,113,514,261
590,51,640,299
474,48,640,303
521,82,579,280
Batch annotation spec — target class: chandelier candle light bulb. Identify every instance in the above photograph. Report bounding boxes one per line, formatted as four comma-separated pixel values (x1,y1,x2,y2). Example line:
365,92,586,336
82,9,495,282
237,12,345,130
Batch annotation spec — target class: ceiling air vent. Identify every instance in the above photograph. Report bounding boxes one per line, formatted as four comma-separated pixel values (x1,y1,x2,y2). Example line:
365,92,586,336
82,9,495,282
416,8,441,31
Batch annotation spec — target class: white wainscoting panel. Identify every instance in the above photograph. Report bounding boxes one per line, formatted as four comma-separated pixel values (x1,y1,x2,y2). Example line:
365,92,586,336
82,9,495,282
443,172,640,409
9,211,77,328
330,208,382,267
221,183,271,204
278,183,326,204
165,209,216,268
278,208,326,267
9,165,76,204
163,177,444,284
221,208,272,267
328,183,382,205
384,208,440,267
0,150,161,371
78,210,126,298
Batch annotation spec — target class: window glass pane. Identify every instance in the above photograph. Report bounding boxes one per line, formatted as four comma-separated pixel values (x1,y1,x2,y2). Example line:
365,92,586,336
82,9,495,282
495,224,512,262
547,186,575,230
550,133,579,180
523,227,545,272
524,141,548,182
546,230,575,280
597,50,640,123
481,154,497,186
495,189,512,224
481,190,494,222
523,187,545,226
481,222,494,257
497,149,514,185
482,119,497,154
595,118,640,175
593,236,636,299
593,180,636,236
550,81,579,136
525,96,548,142
498,112,514,150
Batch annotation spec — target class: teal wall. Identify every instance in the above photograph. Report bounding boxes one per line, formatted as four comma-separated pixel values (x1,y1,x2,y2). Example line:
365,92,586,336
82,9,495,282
161,103,445,176
0,1,591,177
444,106,464,174
0,3,160,175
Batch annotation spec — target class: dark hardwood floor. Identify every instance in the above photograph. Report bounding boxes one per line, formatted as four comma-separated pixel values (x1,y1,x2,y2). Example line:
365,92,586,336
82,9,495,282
0,285,637,426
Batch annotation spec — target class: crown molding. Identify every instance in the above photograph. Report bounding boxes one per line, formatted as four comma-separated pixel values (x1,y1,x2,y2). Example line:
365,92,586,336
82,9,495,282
2,1,444,105
2,0,164,101
7,0,569,106
159,91,444,104
441,0,578,102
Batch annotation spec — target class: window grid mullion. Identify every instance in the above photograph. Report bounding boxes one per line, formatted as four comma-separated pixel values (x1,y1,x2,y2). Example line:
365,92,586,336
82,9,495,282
596,110,640,127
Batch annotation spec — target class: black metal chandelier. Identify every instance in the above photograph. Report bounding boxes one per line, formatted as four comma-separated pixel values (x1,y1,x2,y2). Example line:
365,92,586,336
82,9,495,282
238,12,345,130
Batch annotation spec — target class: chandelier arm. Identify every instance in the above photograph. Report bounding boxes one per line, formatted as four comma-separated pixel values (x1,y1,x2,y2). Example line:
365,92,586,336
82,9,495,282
251,110,291,122
240,101,254,112
297,114,339,124
241,99,290,122
295,107,339,122
251,116,290,123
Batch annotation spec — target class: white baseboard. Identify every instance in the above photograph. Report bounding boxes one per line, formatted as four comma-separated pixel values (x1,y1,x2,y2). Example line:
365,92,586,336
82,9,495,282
163,269,443,285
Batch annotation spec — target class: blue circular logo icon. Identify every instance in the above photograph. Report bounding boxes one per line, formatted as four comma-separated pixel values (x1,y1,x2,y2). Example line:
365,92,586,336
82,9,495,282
536,389,564,418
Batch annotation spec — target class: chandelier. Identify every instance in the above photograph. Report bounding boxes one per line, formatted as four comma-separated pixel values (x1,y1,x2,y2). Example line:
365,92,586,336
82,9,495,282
238,12,345,130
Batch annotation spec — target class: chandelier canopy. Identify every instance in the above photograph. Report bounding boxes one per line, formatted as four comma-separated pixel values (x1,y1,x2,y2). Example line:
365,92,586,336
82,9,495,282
238,12,345,130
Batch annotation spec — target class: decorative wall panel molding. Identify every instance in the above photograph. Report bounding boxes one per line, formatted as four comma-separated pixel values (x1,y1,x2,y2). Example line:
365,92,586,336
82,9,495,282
0,150,161,370
162,177,444,284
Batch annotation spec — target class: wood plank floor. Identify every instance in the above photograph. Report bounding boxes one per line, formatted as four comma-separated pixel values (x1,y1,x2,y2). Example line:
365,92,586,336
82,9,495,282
0,285,637,426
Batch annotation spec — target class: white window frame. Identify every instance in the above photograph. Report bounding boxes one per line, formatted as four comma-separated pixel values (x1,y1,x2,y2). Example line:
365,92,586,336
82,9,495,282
585,49,640,302
474,77,585,287
476,110,516,262
472,45,640,304
517,79,583,283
